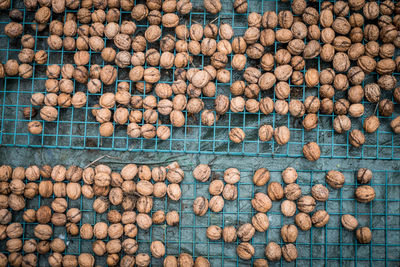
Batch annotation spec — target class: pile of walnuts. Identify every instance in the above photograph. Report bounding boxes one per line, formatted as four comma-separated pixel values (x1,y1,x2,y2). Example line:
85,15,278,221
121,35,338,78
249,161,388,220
0,162,186,267
192,164,376,263
1,0,399,154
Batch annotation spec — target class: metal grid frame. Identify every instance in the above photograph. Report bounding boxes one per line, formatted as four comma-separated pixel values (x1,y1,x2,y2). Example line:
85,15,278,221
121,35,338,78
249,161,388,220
0,0,399,159
1,165,399,266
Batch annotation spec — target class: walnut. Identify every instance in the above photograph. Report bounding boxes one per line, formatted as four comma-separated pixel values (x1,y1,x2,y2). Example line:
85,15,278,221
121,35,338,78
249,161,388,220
151,182,166,198
291,0,306,14
267,182,283,201
192,196,208,216
251,192,272,213
356,227,372,244
3,59,18,76
227,127,245,143
357,168,373,184
35,6,51,23
281,224,298,243
22,209,35,223
6,223,23,239
288,100,305,118
303,142,321,161
177,0,192,14
357,55,376,74
191,164,211,182
376,58,396,75
70,92,86,108
161,13,179,28
274,126,290,145
203,0,221,14
294,212,312,231
355,185,375,203
282,244,298,262
275,29,293,43
311,184,329,202
391,116,400,134
167,184,182,201
302,114,318,131
156,125,170,140
166,210,179,226
341,214,359,231
130,3,148,21
163,256,178,267
11,167,25,180
39,106,58,122
305,68,319,87
256,124,273,142
363,115,380,133
311,210,330,228
257,98,273,116
235,242,254,260
251,168,270,187
333,115,351,134
281,200,297,217
303,40,321,59
274,65,292,82
204,225,222,241
326,170,345,189
236,223,255,242
275,100,288,115
20,35,35,51
27,121,42,135
222,184,238,200
265,242,282,262
207,180,223,196
77,254,94,267
34,224,53,240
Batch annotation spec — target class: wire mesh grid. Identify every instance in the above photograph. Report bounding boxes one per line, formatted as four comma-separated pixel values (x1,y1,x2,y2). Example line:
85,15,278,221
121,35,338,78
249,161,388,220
0,0,399,159
2,166,399,266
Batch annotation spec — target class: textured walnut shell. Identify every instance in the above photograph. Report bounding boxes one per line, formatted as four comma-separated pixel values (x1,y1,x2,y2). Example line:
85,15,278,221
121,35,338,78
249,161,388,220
193,164,211,182
355,185,375,203
326,170,345,189
357,168,373,184
303,142,321,161
281,200,297,217
274,126,290,145
209,180,224,196
311,184,329,201
265,242,282,262
297,195,316,213
267,182,284,201
229,128,245,144
341,214,358,231
391,116,400,134
251,213,269,232
150,240,165,258
236,242,254,260
34,224,53,240
333,115,351,134
282,167,298,184
237,223,255,242
284,183,302,201
281,224,298,243
253,168,270,186
223,184,238,200
193,196,208,216
282,243,298,262
206,225,222,240
251,192,272,212
312,210,330,227
295,212,312,231
356,227,372,244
